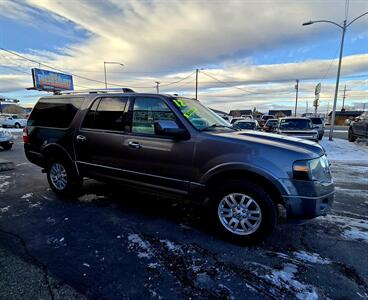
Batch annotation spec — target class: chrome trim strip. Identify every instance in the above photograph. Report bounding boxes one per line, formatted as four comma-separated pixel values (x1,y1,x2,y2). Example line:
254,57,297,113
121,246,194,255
282,190,335,200
76,160,191,184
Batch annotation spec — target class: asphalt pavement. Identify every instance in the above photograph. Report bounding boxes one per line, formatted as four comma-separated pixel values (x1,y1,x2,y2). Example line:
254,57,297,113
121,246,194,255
0,133,367,299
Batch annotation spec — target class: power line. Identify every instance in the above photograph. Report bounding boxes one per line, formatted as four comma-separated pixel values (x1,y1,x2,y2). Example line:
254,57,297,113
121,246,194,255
159,71,196,87
200,71,261,95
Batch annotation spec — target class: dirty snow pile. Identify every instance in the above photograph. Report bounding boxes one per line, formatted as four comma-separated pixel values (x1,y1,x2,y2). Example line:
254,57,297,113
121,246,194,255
320,138,368,162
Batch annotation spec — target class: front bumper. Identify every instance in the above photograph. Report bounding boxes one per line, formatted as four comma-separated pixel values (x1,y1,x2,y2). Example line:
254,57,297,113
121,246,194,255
280,179,335,220
0,137,14,145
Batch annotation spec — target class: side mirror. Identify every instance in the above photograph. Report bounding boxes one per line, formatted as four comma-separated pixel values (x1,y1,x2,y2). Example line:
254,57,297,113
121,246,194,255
154,120,188,140
314,125,319,129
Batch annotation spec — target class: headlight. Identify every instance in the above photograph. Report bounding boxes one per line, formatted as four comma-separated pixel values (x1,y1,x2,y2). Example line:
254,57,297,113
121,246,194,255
293,155,331,181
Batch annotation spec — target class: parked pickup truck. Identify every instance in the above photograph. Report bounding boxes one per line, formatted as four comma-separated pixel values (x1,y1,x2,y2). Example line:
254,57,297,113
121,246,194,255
0,114,27,128
348,112,368,142
24,91,334,244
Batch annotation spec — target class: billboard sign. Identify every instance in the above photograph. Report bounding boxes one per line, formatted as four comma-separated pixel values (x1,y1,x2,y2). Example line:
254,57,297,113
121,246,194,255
32,68,73,91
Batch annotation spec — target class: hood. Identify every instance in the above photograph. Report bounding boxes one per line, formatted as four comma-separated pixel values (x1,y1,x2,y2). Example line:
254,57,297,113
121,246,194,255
209,130,324,158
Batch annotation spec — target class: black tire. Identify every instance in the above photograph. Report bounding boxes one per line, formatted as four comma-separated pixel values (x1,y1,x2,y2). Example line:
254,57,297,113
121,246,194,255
208,180,277,245
2,143,12,150
14,123,21,128
318,134,323,141
46,158,82,198
348,128,357,142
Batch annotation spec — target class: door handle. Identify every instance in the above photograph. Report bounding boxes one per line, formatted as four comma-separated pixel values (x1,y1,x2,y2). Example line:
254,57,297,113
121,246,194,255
128,141,142,149
76,135,86,142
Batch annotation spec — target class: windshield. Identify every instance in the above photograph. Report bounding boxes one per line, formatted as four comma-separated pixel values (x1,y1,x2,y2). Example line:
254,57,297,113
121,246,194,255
266,120,278,126
235,122,256,129
280,119,313,130
172,97,233,131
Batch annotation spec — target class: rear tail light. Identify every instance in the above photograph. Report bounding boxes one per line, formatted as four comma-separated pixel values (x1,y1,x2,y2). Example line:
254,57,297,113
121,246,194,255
23,127,29,143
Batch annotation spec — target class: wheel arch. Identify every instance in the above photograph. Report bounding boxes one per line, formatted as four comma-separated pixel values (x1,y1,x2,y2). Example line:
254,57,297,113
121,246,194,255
202,164,287,207
40,143,79,175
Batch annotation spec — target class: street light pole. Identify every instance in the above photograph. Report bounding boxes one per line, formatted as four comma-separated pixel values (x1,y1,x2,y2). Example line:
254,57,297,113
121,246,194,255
155,81,160,93
103,61,124,89
329,19,346,140
294,79,299,116
195,68,199,100
302,11,368,140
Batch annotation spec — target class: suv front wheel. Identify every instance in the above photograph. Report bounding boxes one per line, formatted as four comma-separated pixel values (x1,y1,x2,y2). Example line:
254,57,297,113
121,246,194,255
46,159,82,197
209,180,277,244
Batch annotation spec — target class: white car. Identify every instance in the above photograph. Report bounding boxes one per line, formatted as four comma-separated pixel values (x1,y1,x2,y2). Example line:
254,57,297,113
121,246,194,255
0,128,14,150
0,114,27,128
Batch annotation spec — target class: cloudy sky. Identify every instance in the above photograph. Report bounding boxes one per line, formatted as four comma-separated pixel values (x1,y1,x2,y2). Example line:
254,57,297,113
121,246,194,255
0,0,367,113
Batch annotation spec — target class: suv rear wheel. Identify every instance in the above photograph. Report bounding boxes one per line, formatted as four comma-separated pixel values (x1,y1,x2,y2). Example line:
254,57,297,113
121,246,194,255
46,159,82,197
209,180,277,244
348,127,357,142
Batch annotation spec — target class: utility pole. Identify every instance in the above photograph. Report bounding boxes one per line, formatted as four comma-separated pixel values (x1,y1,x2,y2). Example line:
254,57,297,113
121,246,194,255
195,69,199,100
294,79,299,116
340,84,350,111
155,81,160,94
306,101,309,113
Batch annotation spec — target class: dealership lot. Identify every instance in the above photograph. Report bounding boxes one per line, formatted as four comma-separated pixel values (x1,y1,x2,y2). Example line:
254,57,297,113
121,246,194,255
0,133,367,299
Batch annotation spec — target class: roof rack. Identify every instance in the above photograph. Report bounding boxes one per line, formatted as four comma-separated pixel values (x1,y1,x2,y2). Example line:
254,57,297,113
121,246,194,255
58,87,135,95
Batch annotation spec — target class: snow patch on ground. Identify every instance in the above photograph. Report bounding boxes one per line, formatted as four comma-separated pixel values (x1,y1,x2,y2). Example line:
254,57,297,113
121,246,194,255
0,181,10,192
262,263,318,300
293,251,331,265
46,236,67,248
318,214,368,243
21,193,33,199
320,138,368,162
159,239,183,254
127,233,153,259
0,205,10,213
78,194,107,202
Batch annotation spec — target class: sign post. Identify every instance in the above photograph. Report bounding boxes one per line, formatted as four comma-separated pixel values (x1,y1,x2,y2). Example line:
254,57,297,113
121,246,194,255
314,83,321,116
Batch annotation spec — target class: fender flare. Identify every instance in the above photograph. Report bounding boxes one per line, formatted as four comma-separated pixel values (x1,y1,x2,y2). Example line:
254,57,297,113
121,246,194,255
200,162,288,196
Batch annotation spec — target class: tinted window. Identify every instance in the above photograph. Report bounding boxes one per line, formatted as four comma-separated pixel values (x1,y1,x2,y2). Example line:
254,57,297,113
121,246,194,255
28,97,84,128
310,118,323,124
280,119,312,130
83,97,127,131
132,97,175,135
235,122,256,129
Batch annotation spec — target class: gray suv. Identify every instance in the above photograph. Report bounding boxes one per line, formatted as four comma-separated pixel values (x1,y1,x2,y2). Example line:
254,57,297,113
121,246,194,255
24,91,334,244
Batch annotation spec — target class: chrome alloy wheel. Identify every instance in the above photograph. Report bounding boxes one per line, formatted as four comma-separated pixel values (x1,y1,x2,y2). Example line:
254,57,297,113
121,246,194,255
218,193,262,235
50,163,68,190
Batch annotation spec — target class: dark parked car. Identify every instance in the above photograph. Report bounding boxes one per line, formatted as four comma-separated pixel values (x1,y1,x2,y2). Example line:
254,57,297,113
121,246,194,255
348,112,368,142
309,117,325,140
233,120,259,130
263,119,278,132
24,91,334,244
277,117,319,142
259,115,275,127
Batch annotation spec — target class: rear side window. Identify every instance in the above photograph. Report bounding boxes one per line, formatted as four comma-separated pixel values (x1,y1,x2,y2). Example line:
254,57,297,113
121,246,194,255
82,97,127,131
28,97,84,128
310,118,322,124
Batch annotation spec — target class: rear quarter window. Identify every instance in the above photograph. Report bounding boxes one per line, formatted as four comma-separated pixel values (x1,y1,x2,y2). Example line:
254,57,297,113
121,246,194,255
310,118,323,124
28,97,84,128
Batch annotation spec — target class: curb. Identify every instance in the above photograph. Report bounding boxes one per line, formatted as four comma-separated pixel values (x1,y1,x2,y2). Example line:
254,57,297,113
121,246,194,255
0,160,15,172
